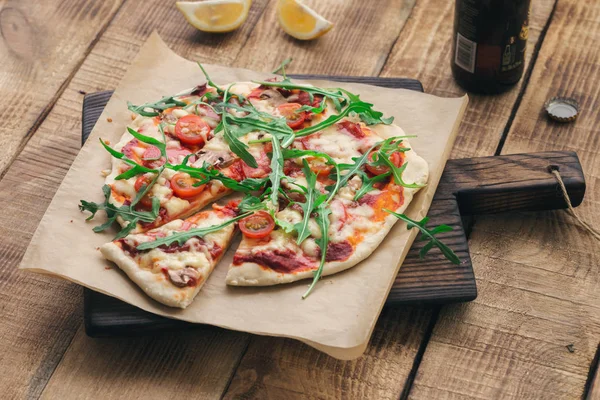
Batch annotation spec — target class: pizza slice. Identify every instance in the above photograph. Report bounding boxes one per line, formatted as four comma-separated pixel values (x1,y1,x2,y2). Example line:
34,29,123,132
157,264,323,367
225,125,429,288
100,201,243,308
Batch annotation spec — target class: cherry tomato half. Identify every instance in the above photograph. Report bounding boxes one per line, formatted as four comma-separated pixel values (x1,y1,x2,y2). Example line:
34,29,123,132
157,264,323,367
307,156,333,177
134,174,156,208
175,115,209,146
170,173,206,199
365,151,404,176
239,211,275,239
277,103,306,129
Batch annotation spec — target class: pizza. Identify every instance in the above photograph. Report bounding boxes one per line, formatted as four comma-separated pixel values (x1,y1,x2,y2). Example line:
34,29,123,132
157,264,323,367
99,201,241,308
81,63,456,309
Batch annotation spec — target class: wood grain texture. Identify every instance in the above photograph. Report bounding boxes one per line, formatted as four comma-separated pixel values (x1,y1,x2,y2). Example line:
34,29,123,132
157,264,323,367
380,0,557,159
0,2,126,397
234,0,417,75
0,0,124,175
409,0,600,398
224,306,432,400
40,326,248,400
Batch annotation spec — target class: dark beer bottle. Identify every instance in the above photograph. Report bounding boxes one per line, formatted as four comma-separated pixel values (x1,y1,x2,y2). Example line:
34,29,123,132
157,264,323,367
451,0,531,93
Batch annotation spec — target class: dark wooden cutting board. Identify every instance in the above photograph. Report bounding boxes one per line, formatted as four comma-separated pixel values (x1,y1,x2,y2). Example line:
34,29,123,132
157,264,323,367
81,76,585,337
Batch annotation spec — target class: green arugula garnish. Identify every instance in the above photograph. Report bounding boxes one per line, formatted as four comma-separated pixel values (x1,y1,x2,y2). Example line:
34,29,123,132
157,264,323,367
136,212,251,251
98,138,157,180
293,160,322,244
79,184,160,239
268,135,284,208
127,94,188,117
281,148,340,205
198,63,225,97
216,84,259,168
239,195,268,212
384,210,460,264
302,206,331,299
353,171,390,201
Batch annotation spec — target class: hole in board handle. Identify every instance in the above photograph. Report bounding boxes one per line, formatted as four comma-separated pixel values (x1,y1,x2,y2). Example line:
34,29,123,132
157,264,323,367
548,164,560,173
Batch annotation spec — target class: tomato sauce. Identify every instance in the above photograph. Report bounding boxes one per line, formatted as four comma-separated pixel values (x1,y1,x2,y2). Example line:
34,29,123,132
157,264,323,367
233,249,314,273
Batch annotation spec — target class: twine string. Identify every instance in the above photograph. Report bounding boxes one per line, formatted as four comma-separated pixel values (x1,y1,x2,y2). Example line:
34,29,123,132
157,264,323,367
551,169,600,241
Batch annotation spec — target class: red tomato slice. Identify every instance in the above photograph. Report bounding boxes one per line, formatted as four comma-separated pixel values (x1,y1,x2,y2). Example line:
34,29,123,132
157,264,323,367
170,173,206,199
277,103,306,129
365,151,405,176
307,156,333,177
239,211,275,239
134,174,156,208
175,115,209,146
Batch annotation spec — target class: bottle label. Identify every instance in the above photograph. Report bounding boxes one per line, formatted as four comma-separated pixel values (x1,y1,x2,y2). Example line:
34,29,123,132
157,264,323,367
455,32,477,73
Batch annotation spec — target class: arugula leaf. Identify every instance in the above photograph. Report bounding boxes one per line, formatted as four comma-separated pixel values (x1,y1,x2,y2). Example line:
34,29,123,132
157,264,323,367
295,101,384,138
222,103,296,146
268,135,284,208
197,63,225,97
384,209,460,265
332,142,381,190
385,162,424,189
302,205,331,299
239,195,267,212
253,79,345,111
169,162,267,194
281,148,340,205
294,160,318,245
127,94,188,117
98,138,157,180
79,184,160,239
126,127,167,157
219,85,259,168
353,171,390,201
136,212,251,251
272,57,293,78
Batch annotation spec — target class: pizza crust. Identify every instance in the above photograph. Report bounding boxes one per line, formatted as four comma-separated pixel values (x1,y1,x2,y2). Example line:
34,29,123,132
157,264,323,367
100,216,235,308
100,242,200,308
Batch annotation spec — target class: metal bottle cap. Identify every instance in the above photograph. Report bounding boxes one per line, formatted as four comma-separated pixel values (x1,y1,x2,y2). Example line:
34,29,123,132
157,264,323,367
544,97,579,122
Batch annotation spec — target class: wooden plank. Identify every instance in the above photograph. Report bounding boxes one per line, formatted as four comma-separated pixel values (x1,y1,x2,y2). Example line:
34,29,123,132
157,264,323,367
0,0,124,176
0,1,125,398
0,0,272,398
380,0,557,159
40,326,248,400
224,307,432,399
409,0,600,398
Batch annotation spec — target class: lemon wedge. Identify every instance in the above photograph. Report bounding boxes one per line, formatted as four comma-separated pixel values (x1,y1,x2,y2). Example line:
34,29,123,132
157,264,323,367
277,0,333,40
176,0,252,33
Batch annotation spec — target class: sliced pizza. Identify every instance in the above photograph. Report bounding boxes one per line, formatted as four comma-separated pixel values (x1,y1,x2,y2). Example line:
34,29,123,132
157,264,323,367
100,201,242,308
226,125,429,287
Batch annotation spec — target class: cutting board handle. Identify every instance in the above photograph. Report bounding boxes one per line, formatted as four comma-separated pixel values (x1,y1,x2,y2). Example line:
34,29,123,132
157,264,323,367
439,151,585,215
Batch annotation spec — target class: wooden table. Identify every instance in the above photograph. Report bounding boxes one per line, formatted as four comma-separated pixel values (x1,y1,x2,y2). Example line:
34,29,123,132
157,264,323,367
0,0,598,398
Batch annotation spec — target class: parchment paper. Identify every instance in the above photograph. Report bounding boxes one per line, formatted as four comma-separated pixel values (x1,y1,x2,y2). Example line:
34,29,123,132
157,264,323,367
19,32,467,360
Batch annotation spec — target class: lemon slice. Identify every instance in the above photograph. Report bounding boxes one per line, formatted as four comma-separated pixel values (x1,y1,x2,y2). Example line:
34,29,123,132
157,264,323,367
176,0,252,33
277,0,333,40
